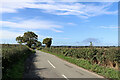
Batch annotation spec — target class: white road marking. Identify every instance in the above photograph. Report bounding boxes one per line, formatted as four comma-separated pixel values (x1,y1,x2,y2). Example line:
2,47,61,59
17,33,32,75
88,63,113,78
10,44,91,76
62,74,69,80
48,60,56,68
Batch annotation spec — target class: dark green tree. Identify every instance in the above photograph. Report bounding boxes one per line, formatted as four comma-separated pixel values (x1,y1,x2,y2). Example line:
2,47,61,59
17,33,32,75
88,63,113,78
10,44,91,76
23,31,38,48
16,31,38,48
16,36,23,45
43,38,52,48
35,41,42,47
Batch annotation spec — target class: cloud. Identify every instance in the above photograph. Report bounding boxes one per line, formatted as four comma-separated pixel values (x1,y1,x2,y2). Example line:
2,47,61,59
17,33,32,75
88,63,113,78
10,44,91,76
54,37,71,40
51,29,63,32
0,30,23,39
67,23,76,25
0,19,63,32
63,38,71,39
0,29,50,43
31,2,118,18
82,38,101,44
100,25,119,29
0,0,117,18
0,29,51,40
54,0,119,2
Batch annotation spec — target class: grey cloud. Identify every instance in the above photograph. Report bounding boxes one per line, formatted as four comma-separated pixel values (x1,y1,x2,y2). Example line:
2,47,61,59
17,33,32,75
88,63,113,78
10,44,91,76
82,38,101,44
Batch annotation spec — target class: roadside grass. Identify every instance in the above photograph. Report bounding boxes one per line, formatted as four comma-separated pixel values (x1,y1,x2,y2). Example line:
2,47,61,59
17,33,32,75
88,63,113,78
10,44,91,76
41,50,120,80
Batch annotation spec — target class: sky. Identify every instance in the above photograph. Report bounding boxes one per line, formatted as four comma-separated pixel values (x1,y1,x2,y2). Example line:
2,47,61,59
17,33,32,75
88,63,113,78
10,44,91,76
0,0,119,46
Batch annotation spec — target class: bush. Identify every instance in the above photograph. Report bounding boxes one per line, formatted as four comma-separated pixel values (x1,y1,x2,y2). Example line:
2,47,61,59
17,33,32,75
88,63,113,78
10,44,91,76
37,47,43,50
2,44,33,79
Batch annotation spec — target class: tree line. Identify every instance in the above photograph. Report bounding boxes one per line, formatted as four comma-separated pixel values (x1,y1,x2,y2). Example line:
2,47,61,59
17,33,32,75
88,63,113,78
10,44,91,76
16,31,52,48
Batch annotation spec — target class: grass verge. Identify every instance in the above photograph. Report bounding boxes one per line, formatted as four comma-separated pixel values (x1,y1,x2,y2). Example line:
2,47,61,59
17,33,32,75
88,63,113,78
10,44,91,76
41,50,120,80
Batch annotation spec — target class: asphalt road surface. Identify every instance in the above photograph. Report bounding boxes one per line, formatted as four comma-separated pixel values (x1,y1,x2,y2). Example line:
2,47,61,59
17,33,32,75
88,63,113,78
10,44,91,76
24,50,106,80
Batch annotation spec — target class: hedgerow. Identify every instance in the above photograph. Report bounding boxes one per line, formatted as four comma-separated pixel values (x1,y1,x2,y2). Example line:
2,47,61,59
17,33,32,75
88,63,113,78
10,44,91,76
2,44,34,79
42,47,120,70
41,47,120,79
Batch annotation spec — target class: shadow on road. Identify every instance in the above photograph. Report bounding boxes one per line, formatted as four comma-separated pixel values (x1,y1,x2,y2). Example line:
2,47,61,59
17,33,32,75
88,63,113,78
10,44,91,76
23,53,45,80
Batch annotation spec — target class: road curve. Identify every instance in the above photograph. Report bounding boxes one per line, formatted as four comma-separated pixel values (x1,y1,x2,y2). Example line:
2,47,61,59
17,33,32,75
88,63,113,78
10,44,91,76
24,50,106,80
